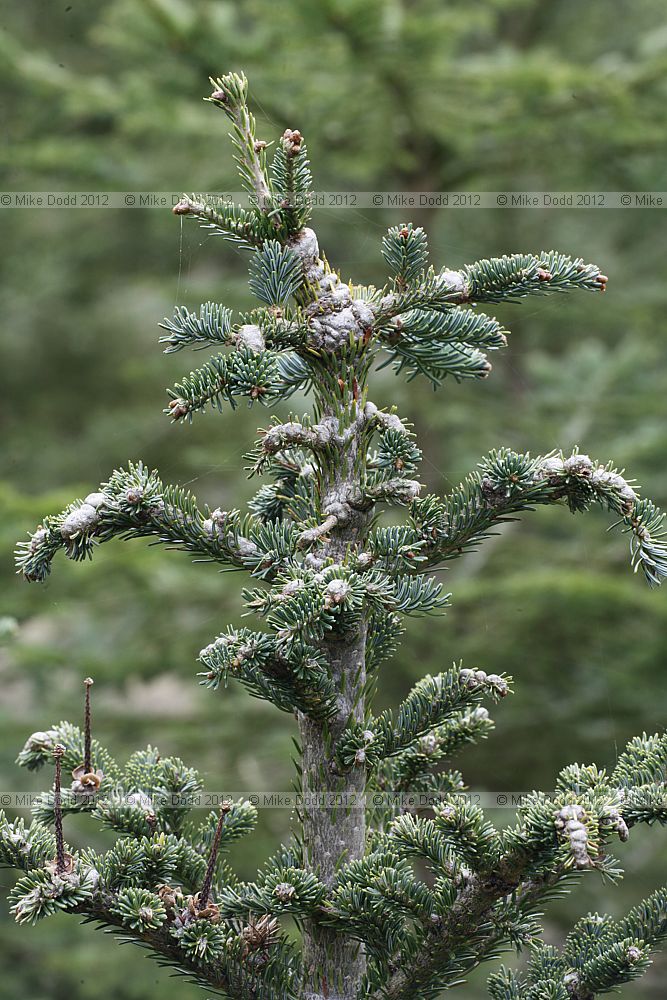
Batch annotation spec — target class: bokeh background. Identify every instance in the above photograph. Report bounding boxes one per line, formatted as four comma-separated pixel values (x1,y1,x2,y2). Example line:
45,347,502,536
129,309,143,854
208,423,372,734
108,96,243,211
2,0,667,996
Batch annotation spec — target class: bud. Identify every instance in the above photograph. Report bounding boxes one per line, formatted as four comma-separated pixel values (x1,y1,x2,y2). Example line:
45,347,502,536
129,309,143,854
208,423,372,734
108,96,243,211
172,198,192,216
281,128,303,156
273,882,296,903
168,398,190,419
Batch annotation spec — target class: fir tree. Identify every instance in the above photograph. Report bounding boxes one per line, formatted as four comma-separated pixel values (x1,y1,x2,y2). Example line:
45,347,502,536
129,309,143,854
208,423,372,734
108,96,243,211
6,73,667,1000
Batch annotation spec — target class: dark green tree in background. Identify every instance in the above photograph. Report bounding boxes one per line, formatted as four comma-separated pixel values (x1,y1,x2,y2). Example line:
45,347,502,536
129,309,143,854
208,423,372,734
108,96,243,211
3,72,667,1000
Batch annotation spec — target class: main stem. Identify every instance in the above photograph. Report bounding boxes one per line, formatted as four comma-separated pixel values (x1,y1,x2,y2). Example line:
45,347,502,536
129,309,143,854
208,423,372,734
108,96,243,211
299,384,368,1000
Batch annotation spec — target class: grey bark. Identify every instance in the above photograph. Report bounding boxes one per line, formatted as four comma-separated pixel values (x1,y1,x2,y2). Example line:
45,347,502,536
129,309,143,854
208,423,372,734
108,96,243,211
299,394,369,1000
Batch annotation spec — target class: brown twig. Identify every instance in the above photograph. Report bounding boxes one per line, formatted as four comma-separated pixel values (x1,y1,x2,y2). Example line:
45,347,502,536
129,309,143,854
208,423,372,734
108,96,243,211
198,803,231,909
83,677,94,773
53,744,66,874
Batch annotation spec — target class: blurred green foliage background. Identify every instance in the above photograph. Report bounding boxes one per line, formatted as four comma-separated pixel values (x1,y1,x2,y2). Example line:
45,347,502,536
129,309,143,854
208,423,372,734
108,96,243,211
2,0,667,996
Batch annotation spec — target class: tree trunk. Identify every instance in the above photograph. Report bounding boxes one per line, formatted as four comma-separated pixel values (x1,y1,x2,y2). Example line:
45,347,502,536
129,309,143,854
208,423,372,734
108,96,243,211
299,393,368,999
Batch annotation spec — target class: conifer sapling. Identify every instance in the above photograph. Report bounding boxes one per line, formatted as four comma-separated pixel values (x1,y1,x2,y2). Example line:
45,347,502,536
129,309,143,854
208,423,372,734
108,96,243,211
5,72,667,1000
